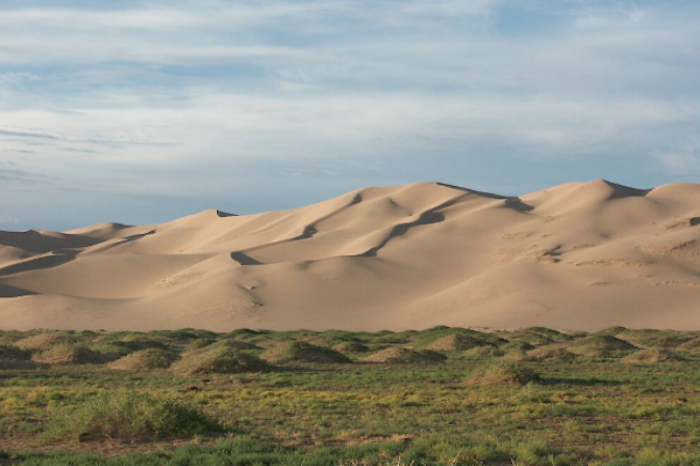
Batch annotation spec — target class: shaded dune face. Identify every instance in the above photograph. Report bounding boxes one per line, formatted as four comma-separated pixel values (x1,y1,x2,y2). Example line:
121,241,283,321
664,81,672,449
0,180,699,332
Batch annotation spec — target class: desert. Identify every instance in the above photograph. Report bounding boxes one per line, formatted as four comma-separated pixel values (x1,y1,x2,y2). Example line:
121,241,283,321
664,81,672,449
1,180,699,332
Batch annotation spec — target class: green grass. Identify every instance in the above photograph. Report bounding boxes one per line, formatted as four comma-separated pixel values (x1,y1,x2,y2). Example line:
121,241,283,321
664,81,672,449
41,389,219,443
466,361,541,386
3,326,700,464
172,341,271,374
261,340,351,364
109,348,178,370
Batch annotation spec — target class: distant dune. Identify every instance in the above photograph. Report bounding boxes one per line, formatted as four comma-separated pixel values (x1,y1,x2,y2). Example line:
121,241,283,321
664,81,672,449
0,180,699,331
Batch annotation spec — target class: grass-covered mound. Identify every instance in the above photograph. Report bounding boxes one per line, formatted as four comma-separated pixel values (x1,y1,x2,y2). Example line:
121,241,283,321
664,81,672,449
466,362,540,387
677,337,700,352
567,335,637,358
462,345,504,358
0,344,36,369
500,330,554,346
43,389,218,443
612,329,689,349
499,341,536,352
501,350,529,362
424,333,491,351
364,347,446,364
527,345,576,361
261,341,351,364
187,338,217,350
332,341,370,354
109,349,178,371
13,332,74,351
31,343,100,365
172,341,270,374
622,348,685,364
522,327,571,340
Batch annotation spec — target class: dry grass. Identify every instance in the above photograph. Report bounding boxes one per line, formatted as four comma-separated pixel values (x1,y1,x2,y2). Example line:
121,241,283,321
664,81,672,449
172,342,270,374
109,349,178,371
466,362,540,387
261,341,351,364
364,347,446,364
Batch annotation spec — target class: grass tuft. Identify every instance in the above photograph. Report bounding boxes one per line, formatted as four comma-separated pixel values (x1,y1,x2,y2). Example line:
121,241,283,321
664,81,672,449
261,341,351,364
172,341,271,374
466,362,540,387
109,348,178,370
42,389,219,443
364,347,446,364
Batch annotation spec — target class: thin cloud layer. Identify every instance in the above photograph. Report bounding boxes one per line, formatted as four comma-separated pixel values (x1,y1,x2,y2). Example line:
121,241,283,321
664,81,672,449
0,0,698,230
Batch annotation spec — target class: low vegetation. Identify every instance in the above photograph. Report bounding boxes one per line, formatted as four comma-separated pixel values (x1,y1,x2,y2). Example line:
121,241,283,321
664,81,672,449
364,346,447,364
261,340,351,364
109,348,178,370
2,325,700,465
466,361,540,386
42,389,218,443
172,341,271,374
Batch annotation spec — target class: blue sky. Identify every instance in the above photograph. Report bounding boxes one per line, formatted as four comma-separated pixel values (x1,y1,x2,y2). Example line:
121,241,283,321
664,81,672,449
0,0,698,231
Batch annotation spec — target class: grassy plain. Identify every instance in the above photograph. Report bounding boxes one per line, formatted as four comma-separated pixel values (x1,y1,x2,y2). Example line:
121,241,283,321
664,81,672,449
2,326,700,465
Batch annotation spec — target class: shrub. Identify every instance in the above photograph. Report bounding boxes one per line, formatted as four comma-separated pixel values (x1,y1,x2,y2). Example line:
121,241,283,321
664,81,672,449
527,345,576,361
567,335,637,358
613,329,688,349
14,332,74,351
0,344,35,369
172,342,270,374
499,341,536,352
462,346,504,358
622,348,685,364
42,389,218,443
425,334,491,351
677,337,700,352
364,347,446,364
85,340,140,360
501,331,553,346
466,362,540,387
109,349,178,371
332,341,371,354
261,341,351,364
32,343,99,365
188,338,217,350
0,344,30,360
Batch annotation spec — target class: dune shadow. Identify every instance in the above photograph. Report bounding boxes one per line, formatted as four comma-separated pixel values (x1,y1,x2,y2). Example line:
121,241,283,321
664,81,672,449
602,180,652,199
436,182,509,200
503,197,534,213
360,210,445,257
122,229,156,242
0,251,77,277
230,251,263,266
0,282,37,297
0,230,102,253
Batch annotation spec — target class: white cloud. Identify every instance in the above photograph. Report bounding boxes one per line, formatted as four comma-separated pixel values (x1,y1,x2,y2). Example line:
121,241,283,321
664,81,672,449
0,0,698,228
657,140,700,174
0,216,19,224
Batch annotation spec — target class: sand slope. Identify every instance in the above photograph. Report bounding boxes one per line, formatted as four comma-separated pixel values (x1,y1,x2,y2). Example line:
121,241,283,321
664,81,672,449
0,180,699,331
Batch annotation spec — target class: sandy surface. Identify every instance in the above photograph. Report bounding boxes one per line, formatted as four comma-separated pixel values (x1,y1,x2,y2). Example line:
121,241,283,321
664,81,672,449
0,180,699,331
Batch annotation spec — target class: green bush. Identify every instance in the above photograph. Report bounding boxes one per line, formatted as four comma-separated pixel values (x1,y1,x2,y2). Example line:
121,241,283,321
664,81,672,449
172,341,270,374
109,348,178,370
466,362,540,387
42,389,219,443
364,347,446,364
32,343,99,365
261,341,351,364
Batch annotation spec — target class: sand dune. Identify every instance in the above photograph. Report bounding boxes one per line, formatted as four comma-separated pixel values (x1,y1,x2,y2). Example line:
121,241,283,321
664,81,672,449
0,180,699,331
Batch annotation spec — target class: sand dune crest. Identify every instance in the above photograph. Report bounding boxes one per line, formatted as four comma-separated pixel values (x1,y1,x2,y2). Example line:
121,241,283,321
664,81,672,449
0,180,698,331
